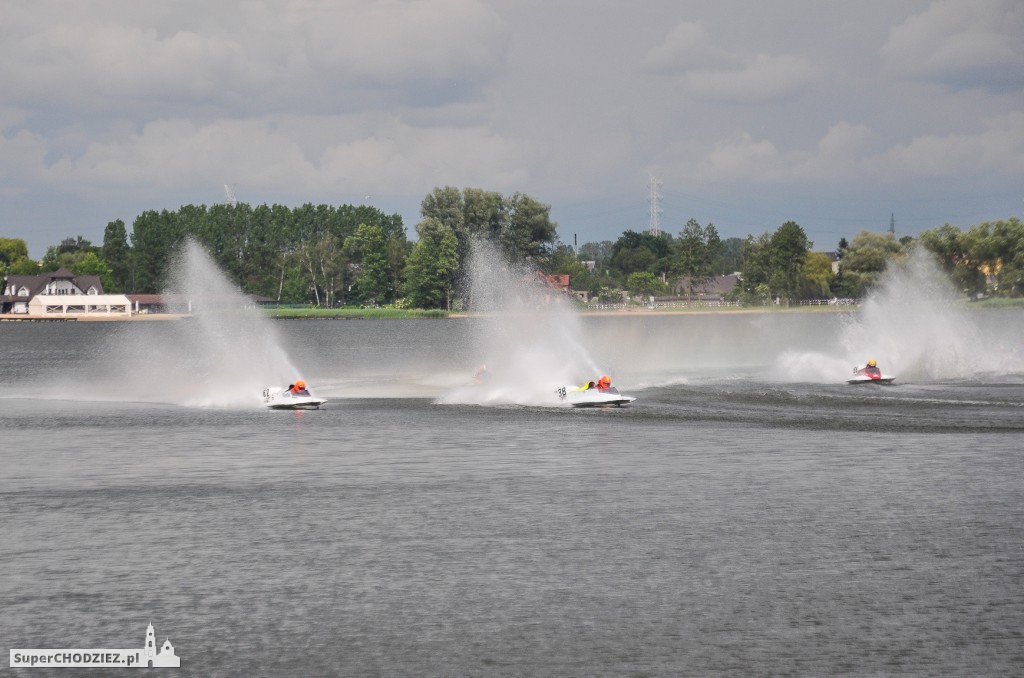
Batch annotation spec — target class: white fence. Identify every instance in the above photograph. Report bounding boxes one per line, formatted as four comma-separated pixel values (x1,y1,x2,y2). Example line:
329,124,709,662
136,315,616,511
587,298,861,310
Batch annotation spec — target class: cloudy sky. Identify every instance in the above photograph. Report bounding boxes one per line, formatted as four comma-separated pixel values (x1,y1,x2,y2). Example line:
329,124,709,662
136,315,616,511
2,0,1022,257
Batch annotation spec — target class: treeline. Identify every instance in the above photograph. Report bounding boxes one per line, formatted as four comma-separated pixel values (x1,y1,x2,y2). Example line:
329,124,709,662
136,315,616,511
548,217,1024,303
0,187,560,310
3,190,1021,307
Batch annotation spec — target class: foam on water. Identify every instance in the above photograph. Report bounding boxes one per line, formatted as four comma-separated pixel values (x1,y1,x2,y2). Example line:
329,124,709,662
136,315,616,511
438,240,606,406
775,249,1023,383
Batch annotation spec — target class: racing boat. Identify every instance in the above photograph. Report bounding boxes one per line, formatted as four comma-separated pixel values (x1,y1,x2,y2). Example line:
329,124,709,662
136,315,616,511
847,365,896,385
556,384,636,407
262,386,327,410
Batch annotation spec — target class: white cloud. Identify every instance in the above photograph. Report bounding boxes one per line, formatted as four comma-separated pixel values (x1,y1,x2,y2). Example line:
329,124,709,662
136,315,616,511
683,53,823,103
42,114,531,199
697,131,785,181
302,0,508,84
870,111,1024,177
691,113,1024,185
0,0,508,114
881,0,1024,90
642,18,822,102
642,21,736,72
790,122,877,181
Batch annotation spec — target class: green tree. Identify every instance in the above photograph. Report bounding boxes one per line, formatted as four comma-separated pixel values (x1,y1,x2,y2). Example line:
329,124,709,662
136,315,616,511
578,241,614,271
718,237,743,275
131,209,187,292
404,218,459,309
463,188,505,242
41,236,99,271
548,243,600,297
798,251,835,299
501,192,558,264
102,220,133,293
987,217,1024,296
345,223,391,304
736,232,773,303
920,218,1024,297
672,219,722,298
0,237,30,268
296,232,346,307
71,251,115,291
839,230,905,297
767,221,809,303
387,237,410,303
609,230,671,279
626,271,664,299
5,257,41,275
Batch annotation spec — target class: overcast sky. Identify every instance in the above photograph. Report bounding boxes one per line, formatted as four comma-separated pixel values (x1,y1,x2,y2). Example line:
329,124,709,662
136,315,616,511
2,0,1022,257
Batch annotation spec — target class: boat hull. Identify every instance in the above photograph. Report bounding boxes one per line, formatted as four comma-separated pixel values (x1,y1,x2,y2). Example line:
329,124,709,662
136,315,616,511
266,398,327,410
847,375,896,385
557,385,636,407
263,387,327,410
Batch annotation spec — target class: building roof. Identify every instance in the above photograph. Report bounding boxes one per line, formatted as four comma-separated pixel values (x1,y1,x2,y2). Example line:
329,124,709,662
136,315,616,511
675,273,739,298
2,270,104,298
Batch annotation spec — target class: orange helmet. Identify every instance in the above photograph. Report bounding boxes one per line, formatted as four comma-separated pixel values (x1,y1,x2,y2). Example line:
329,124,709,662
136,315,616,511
295,380,306,389
599,375,611,385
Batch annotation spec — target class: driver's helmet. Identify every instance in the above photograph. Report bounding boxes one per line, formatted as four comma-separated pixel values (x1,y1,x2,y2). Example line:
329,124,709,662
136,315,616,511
598,375,611,387
867,360,876,367
295,380,306,389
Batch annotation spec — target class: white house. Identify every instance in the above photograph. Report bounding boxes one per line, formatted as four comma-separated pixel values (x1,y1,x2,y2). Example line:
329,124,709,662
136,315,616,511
1,268,130,317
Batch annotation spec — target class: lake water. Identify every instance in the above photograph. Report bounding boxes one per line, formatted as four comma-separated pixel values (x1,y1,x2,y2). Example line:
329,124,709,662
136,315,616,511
2,310,1023,676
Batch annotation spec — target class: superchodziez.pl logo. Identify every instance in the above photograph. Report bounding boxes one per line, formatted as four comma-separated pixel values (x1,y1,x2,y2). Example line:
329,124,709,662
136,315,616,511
10,621,180,668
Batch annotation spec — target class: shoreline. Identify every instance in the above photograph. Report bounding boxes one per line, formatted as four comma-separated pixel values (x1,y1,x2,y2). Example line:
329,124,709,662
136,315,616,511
1,299,1019,322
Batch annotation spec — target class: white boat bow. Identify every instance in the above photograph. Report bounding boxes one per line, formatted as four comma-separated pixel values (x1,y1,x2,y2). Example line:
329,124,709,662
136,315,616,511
263,386,327,409
557,384,636,407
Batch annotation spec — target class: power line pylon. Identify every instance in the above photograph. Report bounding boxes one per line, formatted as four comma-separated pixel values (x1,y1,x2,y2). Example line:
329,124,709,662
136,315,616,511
648,174,663,236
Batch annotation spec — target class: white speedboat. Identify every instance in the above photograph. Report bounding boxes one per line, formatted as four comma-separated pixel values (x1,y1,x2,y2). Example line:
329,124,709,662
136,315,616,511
556,384,636,407
262,386,327,410
847,366,896,385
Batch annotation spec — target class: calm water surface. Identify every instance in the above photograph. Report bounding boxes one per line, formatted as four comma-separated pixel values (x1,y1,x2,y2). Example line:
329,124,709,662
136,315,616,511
2,315,1023,676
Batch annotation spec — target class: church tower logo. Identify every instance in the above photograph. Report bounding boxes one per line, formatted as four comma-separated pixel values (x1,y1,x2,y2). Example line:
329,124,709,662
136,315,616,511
142,622,181,668
10,621,182,668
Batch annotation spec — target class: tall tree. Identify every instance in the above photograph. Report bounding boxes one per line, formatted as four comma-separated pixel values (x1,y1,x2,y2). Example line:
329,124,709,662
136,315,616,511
345,223,391,304
673,219,722,298
500,192,558,263
131,209,187,292
404,218,459,309
798,251,835,299
102,220,133,293
736,232,774,304
768,221,809,303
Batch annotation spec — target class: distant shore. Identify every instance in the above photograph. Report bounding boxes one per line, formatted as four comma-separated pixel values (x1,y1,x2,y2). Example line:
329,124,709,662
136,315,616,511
1,298,1019,322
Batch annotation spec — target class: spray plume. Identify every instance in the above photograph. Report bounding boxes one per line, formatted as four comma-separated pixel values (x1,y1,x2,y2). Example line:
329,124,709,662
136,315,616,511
777,248,1024,382
438,239,604,405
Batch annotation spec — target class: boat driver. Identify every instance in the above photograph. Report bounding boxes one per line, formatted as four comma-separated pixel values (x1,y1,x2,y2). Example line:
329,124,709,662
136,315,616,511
290,380,310,396
596,375,612,391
